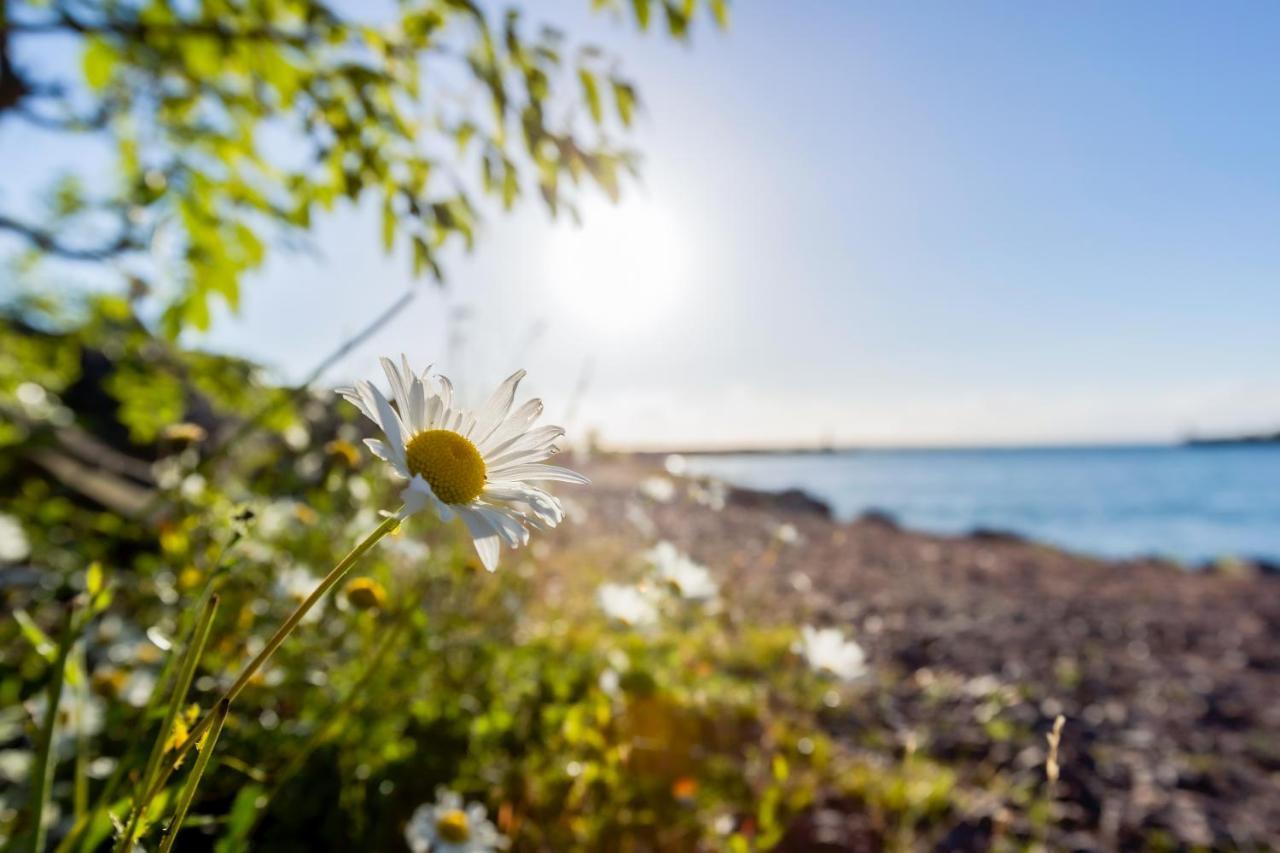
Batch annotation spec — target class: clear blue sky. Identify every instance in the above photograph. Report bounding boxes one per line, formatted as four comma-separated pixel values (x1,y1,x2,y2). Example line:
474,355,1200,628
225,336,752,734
3,2,1279,447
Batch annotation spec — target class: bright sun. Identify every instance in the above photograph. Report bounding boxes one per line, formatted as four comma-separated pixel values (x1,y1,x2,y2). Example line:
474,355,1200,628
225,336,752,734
544,197,688,331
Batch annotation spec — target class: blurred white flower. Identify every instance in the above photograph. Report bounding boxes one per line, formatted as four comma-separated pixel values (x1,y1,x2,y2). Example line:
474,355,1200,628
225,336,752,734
0,749,33,783
598,583,660,628
0,513,30,563
800,626,867,682
624,502,656,537
663,454,687,475
689,479,727,511
276,567,324,623
775,523,801,545
339,356,587,571
25,688,105,757
405,788,504,853
645,542,718,601
638,475,676,503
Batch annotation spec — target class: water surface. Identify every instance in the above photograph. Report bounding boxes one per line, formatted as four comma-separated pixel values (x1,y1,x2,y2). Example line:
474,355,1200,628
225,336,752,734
685,445,1280,564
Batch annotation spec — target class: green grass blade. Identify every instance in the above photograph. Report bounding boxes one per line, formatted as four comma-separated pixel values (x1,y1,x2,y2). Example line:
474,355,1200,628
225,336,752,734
115,593,220,852
28,604,79,853
156,699,229,853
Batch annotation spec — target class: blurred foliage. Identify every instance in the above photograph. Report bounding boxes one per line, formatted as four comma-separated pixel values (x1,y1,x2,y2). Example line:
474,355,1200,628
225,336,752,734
0,297,1063,853
0,297,929,851
0,0,727,336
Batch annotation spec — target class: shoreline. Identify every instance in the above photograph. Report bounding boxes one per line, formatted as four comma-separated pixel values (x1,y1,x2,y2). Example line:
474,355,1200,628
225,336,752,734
564,454,1280,847
650,452,1280,575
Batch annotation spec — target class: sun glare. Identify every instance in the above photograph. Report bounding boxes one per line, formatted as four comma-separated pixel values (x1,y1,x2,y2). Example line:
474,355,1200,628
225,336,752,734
544,198,688,331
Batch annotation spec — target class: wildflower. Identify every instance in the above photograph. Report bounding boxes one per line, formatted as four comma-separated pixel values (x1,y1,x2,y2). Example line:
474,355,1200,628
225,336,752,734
25,688,105,757
598,583,660,628
0,513,30,562
645,541,718,601
325,438,362,467
344,577,387,611
405,788,504,853
339,356,587,571
638,475,676,503
276,567,324,623
164,704,200,753
800,626,867,682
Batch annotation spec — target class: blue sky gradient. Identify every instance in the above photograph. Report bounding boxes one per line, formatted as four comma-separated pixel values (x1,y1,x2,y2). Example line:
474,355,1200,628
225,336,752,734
3,2,1279,446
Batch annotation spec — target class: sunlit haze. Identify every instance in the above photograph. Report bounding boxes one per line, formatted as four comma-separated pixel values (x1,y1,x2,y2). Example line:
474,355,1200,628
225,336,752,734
5,1,1279,449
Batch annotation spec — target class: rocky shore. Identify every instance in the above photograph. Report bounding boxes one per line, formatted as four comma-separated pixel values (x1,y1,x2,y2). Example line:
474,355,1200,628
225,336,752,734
567,455,1280,849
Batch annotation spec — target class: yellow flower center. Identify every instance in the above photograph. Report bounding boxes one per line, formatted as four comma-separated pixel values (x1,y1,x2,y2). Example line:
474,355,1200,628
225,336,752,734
404,429,486,505
436,809,471,843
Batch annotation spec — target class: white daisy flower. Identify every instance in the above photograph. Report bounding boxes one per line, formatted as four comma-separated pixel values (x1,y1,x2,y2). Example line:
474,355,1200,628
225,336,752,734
598,583,661,628
645,541,718,601
0,513,31,563
339,357,587,572
404,788,504,853
800,626,867,682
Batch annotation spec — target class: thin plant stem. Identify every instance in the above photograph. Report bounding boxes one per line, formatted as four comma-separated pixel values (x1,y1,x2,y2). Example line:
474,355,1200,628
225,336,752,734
59,536,240,853
130,516,400,831
115,594,221,852
73,642,89,821
251,609,412,828
28,603,79,853
156,700,230,853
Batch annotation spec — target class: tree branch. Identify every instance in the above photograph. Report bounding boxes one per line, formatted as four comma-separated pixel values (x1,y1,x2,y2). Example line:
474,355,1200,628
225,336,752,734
0,213,139,261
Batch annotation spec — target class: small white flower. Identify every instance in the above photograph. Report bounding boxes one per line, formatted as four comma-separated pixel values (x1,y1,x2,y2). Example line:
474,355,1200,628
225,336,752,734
645,542,718,601
597,583,660,628
405,788,504,853
638,475,676,503
25,688,105,757
276,566,323,623
800,626,867,682
774,523,801,545
339,357,587,571
0,513,31,563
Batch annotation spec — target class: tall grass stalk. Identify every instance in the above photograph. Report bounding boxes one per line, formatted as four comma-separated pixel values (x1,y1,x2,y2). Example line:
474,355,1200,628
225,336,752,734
125,516,400,841
28,604,79,853
115,594,221,852
58,541,240,853
156,700,230,853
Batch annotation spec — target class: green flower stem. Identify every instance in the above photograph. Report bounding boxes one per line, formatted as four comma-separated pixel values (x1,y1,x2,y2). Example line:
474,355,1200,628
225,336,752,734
129,516,400,835
251,607,412,829
28,603,79,853
116,593,221,852
156,699,230,853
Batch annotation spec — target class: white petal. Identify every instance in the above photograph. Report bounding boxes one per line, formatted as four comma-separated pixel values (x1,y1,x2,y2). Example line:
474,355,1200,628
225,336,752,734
470,370,525,442
482,424,564,468
474,503,530,548
457,506,501,571
367,382,407,458
484,462,588,484
336,385,376,423
477,398,543,455
380,356,413,416
364,438,408,477
402,475,453,521
435,375,454,415
485,484,564,527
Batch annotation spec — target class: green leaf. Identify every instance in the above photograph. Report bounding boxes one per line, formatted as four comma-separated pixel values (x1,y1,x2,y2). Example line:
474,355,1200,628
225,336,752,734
578,68,603,124
82,37,118,90
630,0,652,30
612,80,636,126
381,197,396,252
711,0,730,29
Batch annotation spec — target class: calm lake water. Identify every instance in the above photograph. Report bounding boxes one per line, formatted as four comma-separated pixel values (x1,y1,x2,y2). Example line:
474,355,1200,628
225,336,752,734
685,445,1280,564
